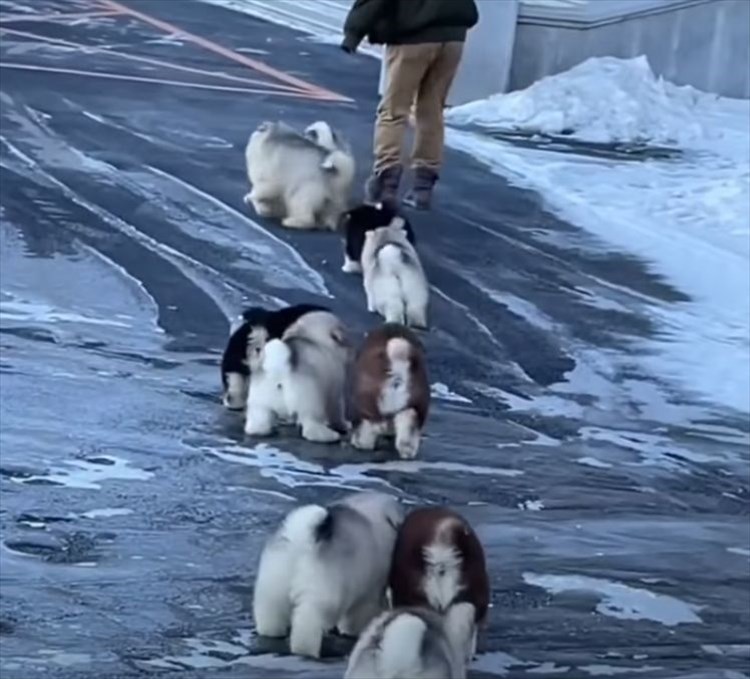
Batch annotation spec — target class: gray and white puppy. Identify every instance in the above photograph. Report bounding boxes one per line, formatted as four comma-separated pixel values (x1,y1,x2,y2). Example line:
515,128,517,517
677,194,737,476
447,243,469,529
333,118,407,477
244,120,355,230
253,491,403,659
361,216,429,328
244,310,350,443
344,607,468,679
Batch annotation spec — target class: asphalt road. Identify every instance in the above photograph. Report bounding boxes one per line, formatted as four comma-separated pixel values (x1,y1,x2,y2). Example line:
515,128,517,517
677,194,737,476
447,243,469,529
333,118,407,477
0,1,748,678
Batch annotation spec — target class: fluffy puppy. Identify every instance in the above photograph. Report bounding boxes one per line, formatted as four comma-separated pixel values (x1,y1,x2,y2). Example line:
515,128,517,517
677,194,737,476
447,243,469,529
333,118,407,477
351,324,430,459
344,607,467,679
338,203,416,274
244,310,349,443
221,303,328,410
361,216,429,328
253,491,403,658
244,120,355,230
303,120,349,158
389,507,490,664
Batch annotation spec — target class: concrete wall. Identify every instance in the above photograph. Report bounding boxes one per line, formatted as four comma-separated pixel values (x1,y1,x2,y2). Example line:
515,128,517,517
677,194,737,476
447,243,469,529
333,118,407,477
510,0,750,98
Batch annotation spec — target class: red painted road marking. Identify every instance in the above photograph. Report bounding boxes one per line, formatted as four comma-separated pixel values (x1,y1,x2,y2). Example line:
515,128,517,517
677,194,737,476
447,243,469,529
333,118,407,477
0,10,118,23
0,62,321,98
99,0,351,103
0,27,304,93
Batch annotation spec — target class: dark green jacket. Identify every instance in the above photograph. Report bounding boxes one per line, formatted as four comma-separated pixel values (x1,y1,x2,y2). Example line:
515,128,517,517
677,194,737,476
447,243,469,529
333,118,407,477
342,0,479,53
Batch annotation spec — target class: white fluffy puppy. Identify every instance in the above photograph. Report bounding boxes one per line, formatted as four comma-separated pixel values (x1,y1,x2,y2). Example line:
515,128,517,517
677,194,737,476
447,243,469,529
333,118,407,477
244,310,349,443
344,607,468,679
361,216,429,328
253,491,403,659
244,121,355,230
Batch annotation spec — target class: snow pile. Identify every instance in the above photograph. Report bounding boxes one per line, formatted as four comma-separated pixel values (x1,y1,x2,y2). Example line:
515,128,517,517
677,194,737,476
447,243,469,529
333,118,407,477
446,56,705,146
447,57,750,413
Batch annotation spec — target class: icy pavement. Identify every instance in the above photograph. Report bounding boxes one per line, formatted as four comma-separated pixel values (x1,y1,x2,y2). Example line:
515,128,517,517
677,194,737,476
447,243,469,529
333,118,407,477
0,1,748,678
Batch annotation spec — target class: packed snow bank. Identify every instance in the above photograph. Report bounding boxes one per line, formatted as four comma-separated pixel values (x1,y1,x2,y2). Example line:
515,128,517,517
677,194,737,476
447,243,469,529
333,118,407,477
447,57,750,413
446,56,705,146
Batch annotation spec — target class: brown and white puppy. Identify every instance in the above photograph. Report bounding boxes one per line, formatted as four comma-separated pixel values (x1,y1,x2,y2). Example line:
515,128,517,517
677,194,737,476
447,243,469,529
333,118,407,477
389,507,490,663
350,323,429,459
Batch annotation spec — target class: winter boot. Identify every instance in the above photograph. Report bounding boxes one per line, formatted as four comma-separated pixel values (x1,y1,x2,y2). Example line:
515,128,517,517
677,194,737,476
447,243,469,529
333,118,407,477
403,167,438,210
364,165,402,206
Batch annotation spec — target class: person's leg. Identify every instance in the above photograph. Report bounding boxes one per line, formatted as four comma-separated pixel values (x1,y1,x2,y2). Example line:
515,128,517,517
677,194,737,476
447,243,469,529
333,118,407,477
404,42,464,210
366,43,437,205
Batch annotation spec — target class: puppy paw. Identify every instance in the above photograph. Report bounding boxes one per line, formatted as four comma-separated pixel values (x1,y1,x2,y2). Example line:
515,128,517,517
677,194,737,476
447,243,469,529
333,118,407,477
396,438,419,459
301,421,341,444
252,201,275,217
282,216,316,229
244,418,274,436
341,257,362,274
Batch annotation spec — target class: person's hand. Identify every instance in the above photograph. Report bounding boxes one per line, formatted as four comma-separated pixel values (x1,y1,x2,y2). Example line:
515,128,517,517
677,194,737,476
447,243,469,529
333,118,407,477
341,33,360,54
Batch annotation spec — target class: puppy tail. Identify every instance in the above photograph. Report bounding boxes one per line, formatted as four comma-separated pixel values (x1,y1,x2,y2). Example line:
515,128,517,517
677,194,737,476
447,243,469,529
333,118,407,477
321,149,355,183
262,339,292,375
377,243,410,270
379,612,428,678
280,504,330,550
386,336,412,363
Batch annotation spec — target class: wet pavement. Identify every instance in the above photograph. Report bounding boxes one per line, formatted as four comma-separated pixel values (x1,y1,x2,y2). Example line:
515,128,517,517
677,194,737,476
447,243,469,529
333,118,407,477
0,1,749,677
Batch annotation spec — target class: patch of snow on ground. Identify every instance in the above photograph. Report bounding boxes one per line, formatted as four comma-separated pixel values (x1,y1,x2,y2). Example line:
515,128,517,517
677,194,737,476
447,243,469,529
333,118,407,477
577,456,613,469
446,57,750,414
431,382,472,403
523,572,703,626
447,56,704,145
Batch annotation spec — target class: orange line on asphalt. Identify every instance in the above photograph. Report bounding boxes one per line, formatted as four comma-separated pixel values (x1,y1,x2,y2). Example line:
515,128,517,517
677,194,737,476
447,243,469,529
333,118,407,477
0,10,119,23
0,62,323,98
99,0,352,103
0,27,303,92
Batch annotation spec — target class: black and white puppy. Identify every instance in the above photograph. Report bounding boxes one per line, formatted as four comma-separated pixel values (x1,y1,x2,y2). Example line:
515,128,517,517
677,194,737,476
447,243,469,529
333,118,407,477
338,203,415,274
221,303,328,410
244,310,350,442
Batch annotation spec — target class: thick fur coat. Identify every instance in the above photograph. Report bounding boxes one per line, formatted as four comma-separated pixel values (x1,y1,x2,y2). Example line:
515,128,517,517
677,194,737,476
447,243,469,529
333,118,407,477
244,310,350,443
389,507,490,663
244,121,355,230
338,203,415,274
361,217,429,328
253,492,403,658
351,323,430,459
221,303,329,410
344,606,468,679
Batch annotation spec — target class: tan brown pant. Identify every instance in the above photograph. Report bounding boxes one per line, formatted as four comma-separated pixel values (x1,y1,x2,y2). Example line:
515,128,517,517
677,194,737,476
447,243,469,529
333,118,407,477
374,42,464,174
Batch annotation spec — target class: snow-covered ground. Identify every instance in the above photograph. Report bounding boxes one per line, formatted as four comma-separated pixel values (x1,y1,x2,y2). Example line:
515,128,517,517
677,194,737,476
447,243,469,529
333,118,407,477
200,1,749,414
446,56,750,414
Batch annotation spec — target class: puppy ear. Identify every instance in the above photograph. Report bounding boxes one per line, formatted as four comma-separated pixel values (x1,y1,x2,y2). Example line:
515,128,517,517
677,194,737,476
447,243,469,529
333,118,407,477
389,216,406,230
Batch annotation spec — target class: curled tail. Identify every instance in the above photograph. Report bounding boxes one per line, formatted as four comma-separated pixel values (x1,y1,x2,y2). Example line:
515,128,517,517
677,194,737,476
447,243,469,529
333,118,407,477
386,336,412,363
279,504,330,550
262,338,293,376
376,244,410,324
321,149,356,187
379,612,428,678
